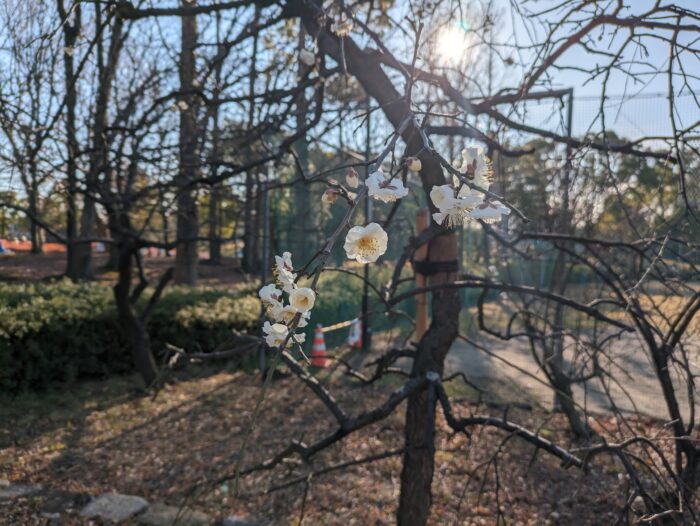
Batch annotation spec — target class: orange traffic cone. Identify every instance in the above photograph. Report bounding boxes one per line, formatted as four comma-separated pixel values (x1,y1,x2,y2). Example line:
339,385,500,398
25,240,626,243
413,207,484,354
311,324,329,367
348,318,362,349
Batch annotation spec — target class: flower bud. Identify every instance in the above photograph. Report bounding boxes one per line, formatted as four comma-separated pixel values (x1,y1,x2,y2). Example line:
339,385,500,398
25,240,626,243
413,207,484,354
299,49,315,67
406,157,422,172
322,189,338,204
346,168,360,188
332,18,354,37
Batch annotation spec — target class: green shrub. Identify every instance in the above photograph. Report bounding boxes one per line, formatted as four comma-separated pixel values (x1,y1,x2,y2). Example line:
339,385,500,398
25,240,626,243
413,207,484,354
0,280,260,392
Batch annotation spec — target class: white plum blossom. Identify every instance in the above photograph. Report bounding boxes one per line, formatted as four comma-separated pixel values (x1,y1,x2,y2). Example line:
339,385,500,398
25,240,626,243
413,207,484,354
299,49,315,67
430,147,496,228
344,222,388,263
274,251,296,293
429,185,455,210
456,184,483,200
270,303,310,328
260,251,315,348
267,303,311,329
346,167,360,188
275,251,293,271
263,322,289,348
366,168,408,203
458,145,493,187
290,287,316,313
430,184,484,227
270,303,297,324
468,199,511,223
259,284,282,305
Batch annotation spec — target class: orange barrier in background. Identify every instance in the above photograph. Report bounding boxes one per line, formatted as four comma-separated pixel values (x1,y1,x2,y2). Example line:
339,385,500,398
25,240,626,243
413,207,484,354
0,241,183,256
0,240,67,253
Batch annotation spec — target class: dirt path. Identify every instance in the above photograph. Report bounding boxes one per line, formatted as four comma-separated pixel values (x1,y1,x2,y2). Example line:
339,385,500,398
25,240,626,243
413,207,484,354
445,333,700,422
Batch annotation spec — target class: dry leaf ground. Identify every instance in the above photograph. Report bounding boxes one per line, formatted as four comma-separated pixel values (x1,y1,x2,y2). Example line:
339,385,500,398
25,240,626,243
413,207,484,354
1,355,649,525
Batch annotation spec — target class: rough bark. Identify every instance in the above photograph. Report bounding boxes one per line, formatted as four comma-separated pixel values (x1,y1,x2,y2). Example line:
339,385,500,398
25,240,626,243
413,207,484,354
544,252,592,438
59,0,81,279
398,233,461,525
174,0,200,284
27,175,42,254
113,239,158,386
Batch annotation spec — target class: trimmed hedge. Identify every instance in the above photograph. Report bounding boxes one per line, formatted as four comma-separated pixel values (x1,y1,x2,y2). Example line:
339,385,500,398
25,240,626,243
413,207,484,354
0,280,260,392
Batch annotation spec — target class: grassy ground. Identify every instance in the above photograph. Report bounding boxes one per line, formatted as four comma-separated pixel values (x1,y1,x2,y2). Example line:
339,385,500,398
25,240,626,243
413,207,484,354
1,351,644,525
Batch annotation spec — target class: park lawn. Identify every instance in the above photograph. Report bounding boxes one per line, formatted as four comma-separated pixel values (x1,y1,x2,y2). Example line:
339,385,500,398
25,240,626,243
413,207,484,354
0,353,640,526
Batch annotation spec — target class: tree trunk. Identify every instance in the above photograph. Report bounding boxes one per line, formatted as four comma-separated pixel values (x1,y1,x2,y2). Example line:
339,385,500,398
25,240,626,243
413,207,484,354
241,5,260,274
398,233,461,525
207,32,224,266
293,22,313,262
104,242,120,270
74,193,96,278
174,1,200,285
545,251,593,437
27,179,42,254
60,0,81,279
113,241,158,386
208,184,222,264
57,0,85,278
242,172,256,272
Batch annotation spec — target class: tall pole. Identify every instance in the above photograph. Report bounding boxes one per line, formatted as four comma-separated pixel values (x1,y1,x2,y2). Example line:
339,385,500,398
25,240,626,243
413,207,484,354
566,88,574,175
362,97,372,351
261,168,270,284
258,165,271,377
414,209,429,340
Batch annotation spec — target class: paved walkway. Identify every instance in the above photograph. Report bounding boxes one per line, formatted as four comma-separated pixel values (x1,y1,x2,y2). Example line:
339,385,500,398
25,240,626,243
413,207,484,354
445,333,700,421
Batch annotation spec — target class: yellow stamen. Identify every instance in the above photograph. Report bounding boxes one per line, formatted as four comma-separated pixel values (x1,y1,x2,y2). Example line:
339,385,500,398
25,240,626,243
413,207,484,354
357,236,379,257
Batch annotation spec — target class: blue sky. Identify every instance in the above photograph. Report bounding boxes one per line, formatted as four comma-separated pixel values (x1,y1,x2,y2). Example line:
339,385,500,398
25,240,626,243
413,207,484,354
500,0,700,140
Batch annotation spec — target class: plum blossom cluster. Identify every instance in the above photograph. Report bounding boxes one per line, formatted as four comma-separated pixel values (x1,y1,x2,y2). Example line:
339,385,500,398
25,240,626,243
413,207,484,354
257,150,508,346
323,147,508,265
338,160,419,263
431,146,510,227
258,252,316,348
